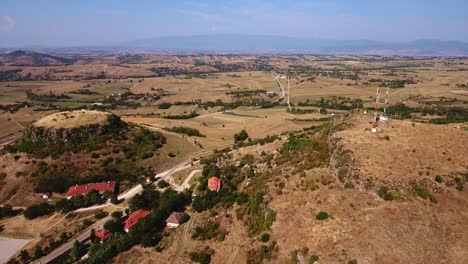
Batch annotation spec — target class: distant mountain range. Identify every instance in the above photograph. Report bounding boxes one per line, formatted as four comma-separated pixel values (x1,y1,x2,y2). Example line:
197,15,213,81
2,35,468,56
119,35,468,56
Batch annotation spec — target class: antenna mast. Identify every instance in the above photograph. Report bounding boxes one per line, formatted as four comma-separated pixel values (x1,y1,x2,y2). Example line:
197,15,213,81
371,87,381,133
287,74,291,111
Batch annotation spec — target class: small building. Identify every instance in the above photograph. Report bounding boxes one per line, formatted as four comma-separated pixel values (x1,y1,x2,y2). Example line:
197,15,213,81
123,209,151,232
95,229,111,242
166,212,184,228
208,177,221,192
66,181,116,198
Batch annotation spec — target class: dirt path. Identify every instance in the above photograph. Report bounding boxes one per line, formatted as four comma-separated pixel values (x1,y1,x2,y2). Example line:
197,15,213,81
181,169,201,190
170,219,193,264
226,220,243,264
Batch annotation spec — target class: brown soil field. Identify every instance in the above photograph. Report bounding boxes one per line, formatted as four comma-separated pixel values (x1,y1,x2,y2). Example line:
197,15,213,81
123,107,325,151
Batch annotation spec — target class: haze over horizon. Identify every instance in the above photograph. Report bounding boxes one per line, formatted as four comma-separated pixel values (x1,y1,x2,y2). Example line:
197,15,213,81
1,0,468,47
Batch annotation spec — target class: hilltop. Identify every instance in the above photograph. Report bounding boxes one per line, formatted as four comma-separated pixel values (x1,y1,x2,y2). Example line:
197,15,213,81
33,110,112,129
0,110,167,206
110,114,467,264
0,50,76,66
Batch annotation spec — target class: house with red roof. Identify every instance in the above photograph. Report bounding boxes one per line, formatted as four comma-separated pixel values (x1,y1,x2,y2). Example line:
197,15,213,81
95,228,111,242
123,209,151,232
208,177,221,192
66,181,116,198
166,212,184,228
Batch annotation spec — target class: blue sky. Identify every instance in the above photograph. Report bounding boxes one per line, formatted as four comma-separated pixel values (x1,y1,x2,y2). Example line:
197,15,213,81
1,0,467,46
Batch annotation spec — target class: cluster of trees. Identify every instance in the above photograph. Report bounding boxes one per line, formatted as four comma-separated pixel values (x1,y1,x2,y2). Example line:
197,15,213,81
163,111,199,119
24,202,54,219
297,97,363,111
6,115,127,159
0,102,30,113
26,91,71,101
190,248,214,264
23,190,109,220
192,221,222,240
121,128,166,160
158,102,172,109
235,134,279,148
192,162,249,213
234,129,249,143
381,79,416,88
165,126,205,137
0,204,15,219
226,89,267,97
18,232,72,263
85,188,191,263
384,103,468,124
287,108,317,115
0,69,26,81
149,67,191,77
55,190,107,213
70,89,98,95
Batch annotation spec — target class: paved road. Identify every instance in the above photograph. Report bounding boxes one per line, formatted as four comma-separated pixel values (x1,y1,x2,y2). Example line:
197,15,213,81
36,216,111,264
117,184,143,200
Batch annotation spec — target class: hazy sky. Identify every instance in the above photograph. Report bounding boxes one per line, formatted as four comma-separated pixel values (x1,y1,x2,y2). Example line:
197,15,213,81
1,0,467,46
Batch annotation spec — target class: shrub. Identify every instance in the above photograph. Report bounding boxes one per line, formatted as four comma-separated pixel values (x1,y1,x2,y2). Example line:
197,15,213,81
190,251,212,264
260,233,270,242
435,175,443,183
157,180,170,188
310,255,319,263
315,211,329,220
413,184,437,203
95,210,109,219
192,221,221,241
111,211,123,219
378,186,396,201
179,213,190,225
247,241,277,264
158,102,172,109
383,135,390,141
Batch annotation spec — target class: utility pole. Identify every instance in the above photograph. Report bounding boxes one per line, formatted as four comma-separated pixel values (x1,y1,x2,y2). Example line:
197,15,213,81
287,74,291,111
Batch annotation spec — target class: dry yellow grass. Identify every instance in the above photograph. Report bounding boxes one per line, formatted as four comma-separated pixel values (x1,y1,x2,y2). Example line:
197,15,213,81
33,110,111,129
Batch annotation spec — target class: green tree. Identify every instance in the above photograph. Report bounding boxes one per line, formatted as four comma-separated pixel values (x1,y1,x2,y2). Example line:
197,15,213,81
33,246,44,259
234,129,249,143
90,228,96,243
316,211,329,220
20,250,30,263
70,240,81,260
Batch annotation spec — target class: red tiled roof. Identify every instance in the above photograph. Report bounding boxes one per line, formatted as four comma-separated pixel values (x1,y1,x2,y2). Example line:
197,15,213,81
66,181,116,196
95,229,111,241
166,212,184,225
123,209,151,230
208,177,221,191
